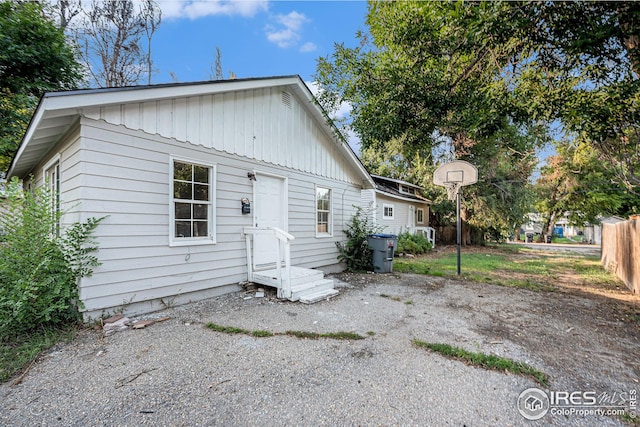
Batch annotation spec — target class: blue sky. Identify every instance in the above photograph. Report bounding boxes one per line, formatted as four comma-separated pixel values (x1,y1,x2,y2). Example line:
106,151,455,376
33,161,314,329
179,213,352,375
151,0,369,85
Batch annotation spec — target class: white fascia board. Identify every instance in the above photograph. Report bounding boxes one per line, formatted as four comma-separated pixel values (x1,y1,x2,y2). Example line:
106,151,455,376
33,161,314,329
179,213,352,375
371,174,424,190
6,98,51,178
292,79,374,189
375,189,431,204
44,76,301,111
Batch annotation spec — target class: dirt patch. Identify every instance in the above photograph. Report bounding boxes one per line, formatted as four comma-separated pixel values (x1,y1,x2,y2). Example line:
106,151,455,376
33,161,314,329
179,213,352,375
333,245,640,397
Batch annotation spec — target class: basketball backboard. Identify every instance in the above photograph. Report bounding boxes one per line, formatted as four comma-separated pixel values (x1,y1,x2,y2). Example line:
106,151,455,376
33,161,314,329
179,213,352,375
433,160,478,187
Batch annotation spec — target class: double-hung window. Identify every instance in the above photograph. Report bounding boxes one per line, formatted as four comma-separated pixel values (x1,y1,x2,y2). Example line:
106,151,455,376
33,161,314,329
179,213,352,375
43,155,61,235
316,186,332,237
171,158,216,245
416,208,424,224
383,203,394,220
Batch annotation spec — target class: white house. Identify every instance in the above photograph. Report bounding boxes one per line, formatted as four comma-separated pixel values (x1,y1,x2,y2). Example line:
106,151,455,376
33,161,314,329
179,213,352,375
7,75,375,318
361,175,434,245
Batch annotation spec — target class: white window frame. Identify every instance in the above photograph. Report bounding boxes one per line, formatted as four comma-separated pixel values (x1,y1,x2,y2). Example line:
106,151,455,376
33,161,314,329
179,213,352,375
383,203,394,220
416,207,425,224
400,185,416,195
315,185,333,237
169,156,216,246
43,154,61,235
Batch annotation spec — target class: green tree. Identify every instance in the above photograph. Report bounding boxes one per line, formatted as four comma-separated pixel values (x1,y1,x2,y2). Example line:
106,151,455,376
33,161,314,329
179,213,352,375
315,1,546,241
501,1,640,193
0,0,81,173
534,140,635,241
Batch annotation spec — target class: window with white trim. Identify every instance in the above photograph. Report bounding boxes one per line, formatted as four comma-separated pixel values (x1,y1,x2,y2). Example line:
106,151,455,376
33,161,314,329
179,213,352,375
383,203,394,220
416,208,424,224
316,186,332,236
44,157,61,235
171,159,216,245
400,184,416,195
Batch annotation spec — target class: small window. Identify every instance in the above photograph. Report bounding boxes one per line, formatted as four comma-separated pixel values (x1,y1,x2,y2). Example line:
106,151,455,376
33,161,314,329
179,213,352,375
383,203,394,220
171,159,216,245
43,156,61,235
416,208,424,224
400,185,415,195
316,186,332,236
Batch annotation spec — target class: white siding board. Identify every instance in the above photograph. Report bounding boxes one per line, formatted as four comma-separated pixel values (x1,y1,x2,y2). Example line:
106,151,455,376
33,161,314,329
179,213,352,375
173,98,187,142
200,95,213,146
123,103,139,129
142,100,157,135
68,96,365,314
157,99,173,136
222,92,235,154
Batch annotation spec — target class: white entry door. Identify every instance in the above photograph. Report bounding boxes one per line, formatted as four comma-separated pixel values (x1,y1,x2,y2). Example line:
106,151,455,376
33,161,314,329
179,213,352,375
253,173,287,266
408,205,415,230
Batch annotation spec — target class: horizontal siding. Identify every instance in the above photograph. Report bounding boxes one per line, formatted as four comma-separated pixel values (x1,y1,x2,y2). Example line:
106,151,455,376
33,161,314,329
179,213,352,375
374,194,429,235
28,124,83,225
77,119,363,314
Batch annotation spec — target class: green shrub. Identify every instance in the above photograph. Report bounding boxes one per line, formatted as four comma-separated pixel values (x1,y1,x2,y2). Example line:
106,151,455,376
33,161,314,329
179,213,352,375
396,231,433,255
336,206,384,271
0,177,104,340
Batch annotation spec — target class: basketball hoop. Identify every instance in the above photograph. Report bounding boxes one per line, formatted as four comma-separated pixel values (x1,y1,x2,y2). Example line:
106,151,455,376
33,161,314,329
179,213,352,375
433,160,479,275
445,182,461,201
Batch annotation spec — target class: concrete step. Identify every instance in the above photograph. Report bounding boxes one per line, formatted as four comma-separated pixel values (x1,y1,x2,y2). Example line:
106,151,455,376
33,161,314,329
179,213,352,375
252,266,324,288
290,278,335,301
299,288,339,304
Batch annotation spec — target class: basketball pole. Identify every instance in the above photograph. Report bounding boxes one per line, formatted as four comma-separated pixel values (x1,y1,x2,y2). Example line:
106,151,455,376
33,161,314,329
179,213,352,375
456,188,461,275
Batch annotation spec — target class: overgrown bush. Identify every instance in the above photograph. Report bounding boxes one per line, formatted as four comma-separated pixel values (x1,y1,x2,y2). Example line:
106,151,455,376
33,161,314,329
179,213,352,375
336,206,384,271
396,231,433,255
0,178,104,339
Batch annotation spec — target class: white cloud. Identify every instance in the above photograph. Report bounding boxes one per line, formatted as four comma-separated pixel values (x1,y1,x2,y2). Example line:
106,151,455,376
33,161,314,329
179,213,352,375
265,11,309,48
157,0,268,20
299,42,317,53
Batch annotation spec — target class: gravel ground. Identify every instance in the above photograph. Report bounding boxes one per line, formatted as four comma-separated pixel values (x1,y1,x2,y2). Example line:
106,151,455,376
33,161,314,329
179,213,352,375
1,273,637,427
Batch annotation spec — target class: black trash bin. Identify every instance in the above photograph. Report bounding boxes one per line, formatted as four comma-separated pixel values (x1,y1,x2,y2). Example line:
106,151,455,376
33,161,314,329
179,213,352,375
526,232,534,243
367,234,398,273
546,235,552,243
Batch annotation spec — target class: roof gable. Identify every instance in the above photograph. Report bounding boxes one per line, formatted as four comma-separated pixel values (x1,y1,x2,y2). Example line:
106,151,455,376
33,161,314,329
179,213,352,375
8,76,374,187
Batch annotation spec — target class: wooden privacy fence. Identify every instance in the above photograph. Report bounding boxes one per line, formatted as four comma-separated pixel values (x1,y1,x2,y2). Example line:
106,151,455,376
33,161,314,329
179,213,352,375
601,219,640,294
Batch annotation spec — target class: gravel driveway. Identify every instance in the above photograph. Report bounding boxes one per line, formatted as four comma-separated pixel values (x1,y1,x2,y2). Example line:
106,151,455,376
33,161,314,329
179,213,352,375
1,272,638,426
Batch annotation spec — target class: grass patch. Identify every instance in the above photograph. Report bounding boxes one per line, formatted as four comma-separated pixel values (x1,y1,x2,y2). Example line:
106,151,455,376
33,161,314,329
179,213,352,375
413,340,549,387
620,412,640,425
394,244,622,293
206,323,248,334
206,322,364,341
1,326,76,383
251,330,275,337
285,330,365,340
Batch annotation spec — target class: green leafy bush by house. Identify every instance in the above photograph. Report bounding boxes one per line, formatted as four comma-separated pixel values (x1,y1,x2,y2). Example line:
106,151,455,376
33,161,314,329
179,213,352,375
396,231,432,255
336,206,384,271
0,177,104,339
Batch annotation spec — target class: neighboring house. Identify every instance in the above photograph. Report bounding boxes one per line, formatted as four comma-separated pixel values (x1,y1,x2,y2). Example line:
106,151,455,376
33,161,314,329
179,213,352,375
584,216,625,245
521,213,544,236
361,175,434,245
7,75,375,318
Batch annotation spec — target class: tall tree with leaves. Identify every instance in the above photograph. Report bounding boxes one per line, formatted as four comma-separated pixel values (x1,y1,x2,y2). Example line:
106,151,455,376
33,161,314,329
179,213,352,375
535,140,638,241
315,1,547,240
501,1,640,193
0,0,81,173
